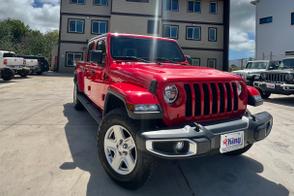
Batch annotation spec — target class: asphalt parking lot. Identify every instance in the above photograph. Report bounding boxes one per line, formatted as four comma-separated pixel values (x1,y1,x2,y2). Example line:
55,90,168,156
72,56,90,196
0,74,293,196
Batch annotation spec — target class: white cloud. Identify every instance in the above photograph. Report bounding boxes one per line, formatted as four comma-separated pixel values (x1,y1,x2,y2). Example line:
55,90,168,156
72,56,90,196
0,0,60,33
230,0,256,55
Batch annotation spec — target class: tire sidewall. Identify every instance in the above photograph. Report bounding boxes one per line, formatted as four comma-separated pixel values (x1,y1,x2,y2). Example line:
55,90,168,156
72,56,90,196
97,109,151,187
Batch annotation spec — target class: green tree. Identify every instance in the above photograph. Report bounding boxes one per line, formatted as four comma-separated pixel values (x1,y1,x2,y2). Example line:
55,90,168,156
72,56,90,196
0,19,59,59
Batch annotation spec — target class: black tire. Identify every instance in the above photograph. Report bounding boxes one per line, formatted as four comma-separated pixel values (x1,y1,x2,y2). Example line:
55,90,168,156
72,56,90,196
19,72,28,78
73,83,84,111
1,68,14,81
36,71,43,75
259,90,271,99
224,144,253,156
97,109,153,189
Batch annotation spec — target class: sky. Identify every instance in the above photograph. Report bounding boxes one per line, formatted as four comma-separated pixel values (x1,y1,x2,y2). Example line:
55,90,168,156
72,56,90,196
0,0,255,60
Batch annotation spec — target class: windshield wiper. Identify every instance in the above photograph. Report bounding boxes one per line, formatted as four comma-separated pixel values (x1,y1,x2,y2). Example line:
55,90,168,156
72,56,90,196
155,57,178,64
114,56,151,63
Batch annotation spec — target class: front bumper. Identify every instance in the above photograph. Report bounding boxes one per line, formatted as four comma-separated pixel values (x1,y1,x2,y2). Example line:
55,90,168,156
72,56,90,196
139,112,273,158
254,81,294,95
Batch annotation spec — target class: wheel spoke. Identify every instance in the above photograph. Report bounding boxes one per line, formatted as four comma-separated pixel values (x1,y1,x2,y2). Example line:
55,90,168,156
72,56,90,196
113,126,125,141
123,154,135,171
104,138,117,151
111,154,122,171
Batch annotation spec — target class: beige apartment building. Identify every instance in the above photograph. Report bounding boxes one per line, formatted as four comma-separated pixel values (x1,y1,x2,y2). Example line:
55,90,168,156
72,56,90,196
57,0,230,72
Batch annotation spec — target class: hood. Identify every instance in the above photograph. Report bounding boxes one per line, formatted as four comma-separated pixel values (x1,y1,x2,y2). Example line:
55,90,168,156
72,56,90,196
110,62,242,88
233,69,265,74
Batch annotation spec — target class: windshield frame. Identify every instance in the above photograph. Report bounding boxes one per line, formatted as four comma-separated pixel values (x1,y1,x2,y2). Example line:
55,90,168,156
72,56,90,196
110,35,186,63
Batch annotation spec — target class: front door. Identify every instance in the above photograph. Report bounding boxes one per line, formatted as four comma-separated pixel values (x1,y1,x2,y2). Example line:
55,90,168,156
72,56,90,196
89,39,108,109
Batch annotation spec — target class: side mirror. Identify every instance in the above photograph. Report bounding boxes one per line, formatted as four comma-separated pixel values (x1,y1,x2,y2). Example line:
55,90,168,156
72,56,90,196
89,50,104,65
185,55,192,65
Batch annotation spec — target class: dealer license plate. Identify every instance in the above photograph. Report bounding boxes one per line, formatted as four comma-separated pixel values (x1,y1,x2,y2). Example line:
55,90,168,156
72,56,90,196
220,131,244,153
266,83,275,89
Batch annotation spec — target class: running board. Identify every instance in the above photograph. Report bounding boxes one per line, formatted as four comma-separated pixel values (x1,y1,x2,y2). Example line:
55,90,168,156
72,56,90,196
77,94,102,124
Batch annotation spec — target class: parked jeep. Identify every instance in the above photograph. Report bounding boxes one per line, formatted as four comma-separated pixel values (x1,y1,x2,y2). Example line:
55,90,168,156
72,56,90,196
0,51,29,78
233,60,278,86
74,33,273,189
254,57,294,98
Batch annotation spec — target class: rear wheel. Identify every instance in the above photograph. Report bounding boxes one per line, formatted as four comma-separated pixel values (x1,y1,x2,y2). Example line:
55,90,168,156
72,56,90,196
98,109,152,189
1,68,14,81
224,144,253,156
19,71,28,78
73,83,84,111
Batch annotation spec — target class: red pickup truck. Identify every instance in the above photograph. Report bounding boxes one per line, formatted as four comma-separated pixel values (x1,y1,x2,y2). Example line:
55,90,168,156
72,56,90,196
74,33,273,189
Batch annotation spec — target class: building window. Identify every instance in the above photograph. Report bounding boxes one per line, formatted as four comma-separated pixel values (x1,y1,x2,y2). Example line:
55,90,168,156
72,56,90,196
147,20,159,34
186,26,201,41
91,20,108,34
70,0,85,4
209,1,217,14
163,25,179,39
291,12,294,25
259,16,273,24
66,52,83,67
188,1,201,13
191,58,200,66
207,58,216,68
208,27,217,42
164,0,179,12
94,0,108,6
68,19,85,33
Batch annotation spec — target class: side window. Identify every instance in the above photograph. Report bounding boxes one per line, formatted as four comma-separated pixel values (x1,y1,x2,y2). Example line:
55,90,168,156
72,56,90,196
96,39,107,67
87,42,95,62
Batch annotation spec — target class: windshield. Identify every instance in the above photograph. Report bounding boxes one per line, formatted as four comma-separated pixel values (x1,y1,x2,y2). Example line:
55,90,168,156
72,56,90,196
280,59,294,69
246,62,268,69
111,36,186,63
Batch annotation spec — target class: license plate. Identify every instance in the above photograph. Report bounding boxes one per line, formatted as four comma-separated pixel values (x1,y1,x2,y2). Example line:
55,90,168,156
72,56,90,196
266,83,275,89
220,131,244,153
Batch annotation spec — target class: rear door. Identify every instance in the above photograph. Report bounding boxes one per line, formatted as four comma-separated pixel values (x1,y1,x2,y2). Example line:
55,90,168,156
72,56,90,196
84,42,96,98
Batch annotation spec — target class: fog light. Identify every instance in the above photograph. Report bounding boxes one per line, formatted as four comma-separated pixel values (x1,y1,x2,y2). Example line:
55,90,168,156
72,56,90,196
175,141,185,151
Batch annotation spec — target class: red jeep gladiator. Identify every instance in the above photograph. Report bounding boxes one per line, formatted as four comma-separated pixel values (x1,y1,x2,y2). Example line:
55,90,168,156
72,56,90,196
74,33,273,189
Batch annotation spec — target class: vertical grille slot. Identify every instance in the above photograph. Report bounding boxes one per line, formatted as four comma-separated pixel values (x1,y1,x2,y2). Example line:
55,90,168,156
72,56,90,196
218,83,225,113
203,83,210,115
184,84,192,117
193,84,202,116
210,83,218,114
232,83,239,111
225,83,232,112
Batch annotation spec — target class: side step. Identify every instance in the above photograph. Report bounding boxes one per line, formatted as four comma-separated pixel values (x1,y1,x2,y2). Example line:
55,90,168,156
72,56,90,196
77,94,102,124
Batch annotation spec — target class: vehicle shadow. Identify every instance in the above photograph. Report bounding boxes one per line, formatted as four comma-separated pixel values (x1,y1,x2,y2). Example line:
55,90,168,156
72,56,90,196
62,103,289,196
265,96,294,107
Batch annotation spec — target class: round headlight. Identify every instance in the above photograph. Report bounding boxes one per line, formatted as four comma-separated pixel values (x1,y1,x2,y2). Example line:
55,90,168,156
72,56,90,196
237,82,242,96
285,74,294,82
164,85,178,104
260,73,266,80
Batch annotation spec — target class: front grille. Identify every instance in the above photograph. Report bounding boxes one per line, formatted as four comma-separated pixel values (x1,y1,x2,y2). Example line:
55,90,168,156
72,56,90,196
265,73,286,83
184,82,240,118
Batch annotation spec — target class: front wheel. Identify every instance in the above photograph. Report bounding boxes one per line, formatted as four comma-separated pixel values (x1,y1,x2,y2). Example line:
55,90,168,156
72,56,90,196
259,90,271,99
97,109,152,189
